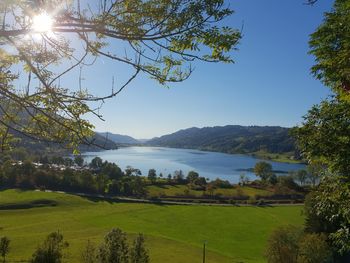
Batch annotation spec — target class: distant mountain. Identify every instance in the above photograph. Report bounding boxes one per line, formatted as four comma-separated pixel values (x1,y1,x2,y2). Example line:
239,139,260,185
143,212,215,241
147,125,296,155
138,139,150,143
98,132,140,144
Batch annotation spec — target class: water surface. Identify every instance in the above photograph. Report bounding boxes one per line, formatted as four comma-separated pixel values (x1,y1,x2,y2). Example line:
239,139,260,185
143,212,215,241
82,147,305,183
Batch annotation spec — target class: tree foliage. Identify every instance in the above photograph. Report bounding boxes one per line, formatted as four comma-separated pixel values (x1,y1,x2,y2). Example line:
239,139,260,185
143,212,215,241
97,228,129,263
253,161,273,182
130,234,149,263
147,169,157,184
266,226,333,263
265,225,301,263
31,231,69,263
304,176,350,257
297,233,333,263
0,0,240,150
81,240,97,263
309,0,350,98
293,1,350,261
0,237,10,263
292,98,350,176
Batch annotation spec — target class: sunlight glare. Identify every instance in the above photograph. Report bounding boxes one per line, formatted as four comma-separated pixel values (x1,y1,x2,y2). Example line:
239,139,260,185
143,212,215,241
32,12,53,33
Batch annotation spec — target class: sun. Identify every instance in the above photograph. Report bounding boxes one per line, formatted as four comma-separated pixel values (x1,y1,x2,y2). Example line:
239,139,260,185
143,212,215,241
32,12,54,33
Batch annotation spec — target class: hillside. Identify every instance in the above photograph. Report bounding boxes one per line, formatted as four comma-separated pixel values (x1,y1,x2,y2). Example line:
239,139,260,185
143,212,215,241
12,132,117,153
147,125,297,156
79,133,118,151
0,105,117,153
98,132,140,144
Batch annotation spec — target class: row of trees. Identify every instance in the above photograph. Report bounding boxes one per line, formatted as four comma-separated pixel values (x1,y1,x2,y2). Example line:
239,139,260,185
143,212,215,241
0,155,216,198
0,153,313,200
0,158,148,197
0,228,149,263
253,161,320,187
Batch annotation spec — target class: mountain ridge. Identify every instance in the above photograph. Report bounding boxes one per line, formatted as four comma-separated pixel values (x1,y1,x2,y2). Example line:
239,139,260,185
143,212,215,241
98,132,140,144
146,125,297,157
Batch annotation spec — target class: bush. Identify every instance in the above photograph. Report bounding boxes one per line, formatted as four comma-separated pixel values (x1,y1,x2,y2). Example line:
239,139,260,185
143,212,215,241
81,240,96,263
265,226,301,263
266,226,334,263
236,187,244,197
0,236,10,263
130,234,149,263
81,229,150,263
298,233,333,263
97,228,129,263
31,232,69,263
247,197,257,205
277,176,301,191
211,178,232,189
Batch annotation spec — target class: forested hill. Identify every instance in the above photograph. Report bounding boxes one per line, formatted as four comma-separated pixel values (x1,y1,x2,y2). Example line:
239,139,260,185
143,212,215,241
147,125,296,155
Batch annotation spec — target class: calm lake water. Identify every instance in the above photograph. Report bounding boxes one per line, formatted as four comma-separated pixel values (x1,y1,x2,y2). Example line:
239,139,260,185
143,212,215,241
82,146,305,183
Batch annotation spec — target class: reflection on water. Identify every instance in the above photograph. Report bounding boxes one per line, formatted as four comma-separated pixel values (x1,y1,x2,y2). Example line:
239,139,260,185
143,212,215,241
82,146,305,183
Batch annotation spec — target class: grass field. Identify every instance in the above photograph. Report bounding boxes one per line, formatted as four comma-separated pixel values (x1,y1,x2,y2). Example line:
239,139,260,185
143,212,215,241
0,189,304,263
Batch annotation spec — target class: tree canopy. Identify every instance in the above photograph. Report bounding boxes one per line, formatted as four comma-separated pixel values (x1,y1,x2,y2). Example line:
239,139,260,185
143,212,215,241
253,161,273,182
292,98,350,176
0,0,241,151
293,0,350,176
309,0,350,98
291,0,350,261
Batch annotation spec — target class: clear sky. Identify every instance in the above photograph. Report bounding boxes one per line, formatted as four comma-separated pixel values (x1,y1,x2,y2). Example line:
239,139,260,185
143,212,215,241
76,0,333,139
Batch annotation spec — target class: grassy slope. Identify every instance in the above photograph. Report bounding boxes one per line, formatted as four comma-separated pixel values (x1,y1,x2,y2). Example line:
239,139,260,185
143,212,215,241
251,151,303,164
146,185,273,198
0,189,304,263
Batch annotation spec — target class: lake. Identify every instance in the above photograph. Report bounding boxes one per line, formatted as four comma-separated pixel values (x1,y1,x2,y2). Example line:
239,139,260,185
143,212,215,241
82,146,305,183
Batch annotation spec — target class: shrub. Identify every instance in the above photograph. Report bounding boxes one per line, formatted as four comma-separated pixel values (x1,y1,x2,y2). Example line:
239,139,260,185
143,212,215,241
0,236,10,263
97,228,129,263
81,240,96,263
266,226,334,263
130,234,149,263
298,233,333,263
31,232,69,263
265,226,301,263
211,178,232,189
247,197,257,205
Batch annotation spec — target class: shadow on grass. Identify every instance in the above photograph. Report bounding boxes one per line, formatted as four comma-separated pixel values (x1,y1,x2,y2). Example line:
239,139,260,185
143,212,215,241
80,195,168,206
0,199,58,210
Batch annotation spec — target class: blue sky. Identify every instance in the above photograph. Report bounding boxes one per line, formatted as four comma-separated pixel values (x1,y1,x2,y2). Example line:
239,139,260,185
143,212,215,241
79,0,333,139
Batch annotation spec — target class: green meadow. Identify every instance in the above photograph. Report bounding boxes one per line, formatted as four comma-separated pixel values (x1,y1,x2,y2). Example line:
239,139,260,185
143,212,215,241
0,189,304,263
